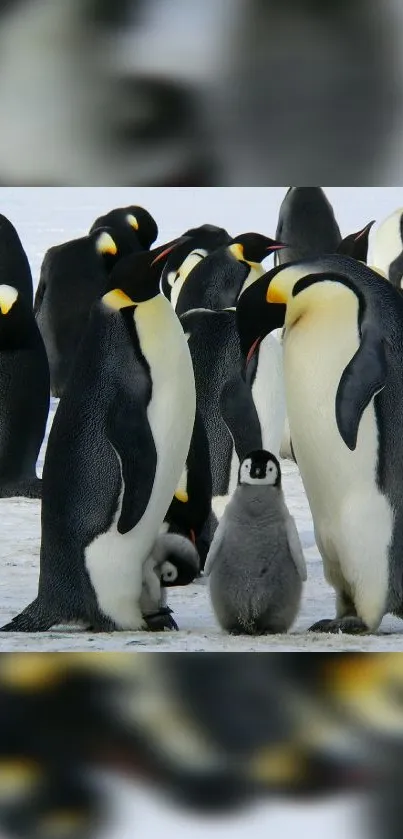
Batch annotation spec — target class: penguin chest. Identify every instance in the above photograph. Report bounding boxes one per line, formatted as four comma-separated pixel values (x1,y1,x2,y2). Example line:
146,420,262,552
251,333,286,458
284,300,393,586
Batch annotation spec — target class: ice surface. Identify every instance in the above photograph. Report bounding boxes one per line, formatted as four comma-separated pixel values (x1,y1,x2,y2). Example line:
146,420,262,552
0,187,403,651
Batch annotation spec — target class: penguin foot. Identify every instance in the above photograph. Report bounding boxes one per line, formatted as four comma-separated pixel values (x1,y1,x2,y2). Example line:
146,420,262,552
144,607,179,632
0,477,42,499
308,617,369,635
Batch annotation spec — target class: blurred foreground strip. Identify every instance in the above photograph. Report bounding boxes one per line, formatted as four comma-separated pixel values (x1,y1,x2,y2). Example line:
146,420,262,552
0,653,402,837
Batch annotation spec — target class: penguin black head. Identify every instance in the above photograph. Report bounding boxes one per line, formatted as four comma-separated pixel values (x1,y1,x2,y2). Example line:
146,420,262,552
0,285,35,349
239,451,281,487
90,206,158,251
336,220,375,263
236,268,287,364
104,238,187,306
160,225,230,299
91,227,136,275
229,233,286,265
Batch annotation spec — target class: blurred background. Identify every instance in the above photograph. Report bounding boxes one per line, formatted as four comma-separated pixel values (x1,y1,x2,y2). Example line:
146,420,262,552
0,652,403,839
0,0,402,185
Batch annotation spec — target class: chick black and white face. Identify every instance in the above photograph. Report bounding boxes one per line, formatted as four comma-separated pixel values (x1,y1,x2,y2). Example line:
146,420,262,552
239,451,281,487
160,560,179,585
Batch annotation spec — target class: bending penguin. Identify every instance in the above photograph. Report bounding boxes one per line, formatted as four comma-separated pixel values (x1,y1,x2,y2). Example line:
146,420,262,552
0,284,49,498
205,376,306,635
34,227,139,397
240,253,403,634
89,204,158,251
1,243,195,632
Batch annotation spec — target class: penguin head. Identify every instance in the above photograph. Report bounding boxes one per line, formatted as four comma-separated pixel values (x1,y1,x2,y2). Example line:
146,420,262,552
239,451,281,487
92,206,158,251
336,220,376,263
104,238,187,306
229,233,286,266
160,225,230,300
265,262,354,332
236,270,286,364
0,285,34,349
154,533,200,587
92,227,136,275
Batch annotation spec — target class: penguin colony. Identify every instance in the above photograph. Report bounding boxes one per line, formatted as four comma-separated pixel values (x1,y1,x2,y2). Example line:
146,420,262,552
1,189,403,637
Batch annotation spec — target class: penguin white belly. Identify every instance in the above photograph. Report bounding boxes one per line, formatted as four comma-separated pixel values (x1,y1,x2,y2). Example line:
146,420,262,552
284,299,392,629
251,333,286,459
85,298,196,630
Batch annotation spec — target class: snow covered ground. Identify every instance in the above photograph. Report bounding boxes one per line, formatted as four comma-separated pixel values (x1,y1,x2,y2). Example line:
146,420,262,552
1,186,403,652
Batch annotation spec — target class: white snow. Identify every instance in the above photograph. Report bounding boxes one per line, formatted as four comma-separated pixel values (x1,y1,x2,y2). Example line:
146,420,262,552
1,187,403,651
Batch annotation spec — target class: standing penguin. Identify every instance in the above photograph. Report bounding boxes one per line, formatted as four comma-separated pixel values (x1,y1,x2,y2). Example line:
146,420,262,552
371,208,403,288
1,245,195,632
174,234,285,316
89,204,158,251
34,227,138,397
0,284,49,498
0,213,33,306
160,224,231,306
242,254,403,634
205,448,306,635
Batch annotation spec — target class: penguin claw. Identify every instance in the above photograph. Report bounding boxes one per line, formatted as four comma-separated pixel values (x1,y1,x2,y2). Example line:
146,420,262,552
308,617,369,635
144,608,179,632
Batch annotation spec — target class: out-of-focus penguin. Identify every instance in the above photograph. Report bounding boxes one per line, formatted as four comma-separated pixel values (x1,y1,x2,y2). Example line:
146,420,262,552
174,234,285,316
160,223,231,306
241,253,403,634
89,204,158,251
2,244,195,632
34,227,137,397
275,188,341,266
0,213,33,306
371,208,403,288
205,448,306,635
0,284,49,498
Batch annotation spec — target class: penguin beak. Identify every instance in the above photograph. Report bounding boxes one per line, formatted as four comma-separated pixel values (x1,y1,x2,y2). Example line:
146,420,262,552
266,241,287,253
246,336,262,365
354,220,376,240
151,236,191,266
102,289,135,310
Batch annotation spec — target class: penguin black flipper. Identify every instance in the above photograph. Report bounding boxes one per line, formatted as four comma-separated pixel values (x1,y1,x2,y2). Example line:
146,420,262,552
336,316,388,452
219,371,263,462
107,390,157,535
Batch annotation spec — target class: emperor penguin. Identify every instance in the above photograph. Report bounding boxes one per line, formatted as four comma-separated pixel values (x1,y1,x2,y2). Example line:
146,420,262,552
89,204,158,251
140,529,200,630
205,449,306,635
1,243,195,633
174,234,285,316
0,284,49,498
34,227,138,397
240,253,403,634
371,208,403,288
0,213,33,306
160,223,231,306
275,187,342,266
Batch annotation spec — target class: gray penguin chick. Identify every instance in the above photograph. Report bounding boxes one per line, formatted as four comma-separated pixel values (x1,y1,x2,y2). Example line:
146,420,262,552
205,451,307,635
